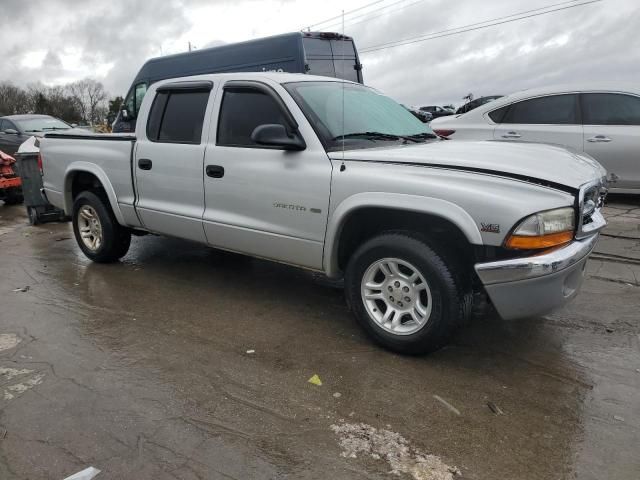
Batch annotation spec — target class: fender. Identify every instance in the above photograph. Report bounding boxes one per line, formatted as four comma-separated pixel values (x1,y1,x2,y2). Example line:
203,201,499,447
63,162,127,226
323,192,483,277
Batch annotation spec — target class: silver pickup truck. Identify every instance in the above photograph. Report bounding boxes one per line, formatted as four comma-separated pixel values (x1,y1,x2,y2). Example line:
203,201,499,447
40,72,607,354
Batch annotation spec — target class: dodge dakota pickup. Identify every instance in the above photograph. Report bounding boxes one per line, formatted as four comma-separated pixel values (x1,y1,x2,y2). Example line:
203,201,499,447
40,73,607,354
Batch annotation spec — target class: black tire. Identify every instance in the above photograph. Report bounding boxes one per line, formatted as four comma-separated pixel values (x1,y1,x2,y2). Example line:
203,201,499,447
72,191,131,263
345,231,469,355
27,206,40,225
3,188,23,205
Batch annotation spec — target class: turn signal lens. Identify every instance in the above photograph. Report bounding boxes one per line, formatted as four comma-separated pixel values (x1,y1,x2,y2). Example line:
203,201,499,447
505,207,575,250
506,231,574,249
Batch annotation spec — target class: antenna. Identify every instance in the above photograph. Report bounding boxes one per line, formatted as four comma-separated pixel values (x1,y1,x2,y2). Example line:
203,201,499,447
340,9,346,171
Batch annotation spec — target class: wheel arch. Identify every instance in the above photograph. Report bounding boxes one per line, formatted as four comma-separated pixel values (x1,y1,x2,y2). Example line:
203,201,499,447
324,193,483,278
63,162,126,225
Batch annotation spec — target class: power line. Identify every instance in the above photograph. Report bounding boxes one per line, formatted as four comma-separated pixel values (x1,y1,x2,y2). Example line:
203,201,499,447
320,0,426,31
304,0,387,30
360,0,601,53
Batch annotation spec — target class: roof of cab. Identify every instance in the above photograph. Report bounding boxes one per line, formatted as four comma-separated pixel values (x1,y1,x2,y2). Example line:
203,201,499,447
151,71,360,87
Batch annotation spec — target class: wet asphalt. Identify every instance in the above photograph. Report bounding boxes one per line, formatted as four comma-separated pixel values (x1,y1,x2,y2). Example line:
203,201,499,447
0,198,638,480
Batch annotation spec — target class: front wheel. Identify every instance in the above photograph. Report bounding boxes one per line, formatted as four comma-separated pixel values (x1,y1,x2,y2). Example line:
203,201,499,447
72,191,131,263
345,232,469,355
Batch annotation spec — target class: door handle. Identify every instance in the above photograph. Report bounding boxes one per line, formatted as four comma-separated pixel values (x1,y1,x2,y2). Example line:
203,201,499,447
206,165,225,178
502,131,521,139
587,135,612,143
138,158,153,170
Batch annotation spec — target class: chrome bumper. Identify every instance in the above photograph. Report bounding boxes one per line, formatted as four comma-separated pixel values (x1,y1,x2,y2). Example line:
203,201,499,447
474,234,599,320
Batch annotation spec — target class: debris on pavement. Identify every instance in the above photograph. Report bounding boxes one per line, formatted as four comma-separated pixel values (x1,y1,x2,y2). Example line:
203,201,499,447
0,334,21,352
614,415,625,422
331,422,461,480
308,374,323,386
433,395,461,416
62,466,101,480
333,392,342,398
12,286,30,292
246,349,255,354
487,401,505,415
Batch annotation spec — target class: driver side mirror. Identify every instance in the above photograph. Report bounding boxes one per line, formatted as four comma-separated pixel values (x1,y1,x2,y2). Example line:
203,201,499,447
251,124,306,151
3,128,18,135
121,107,130,120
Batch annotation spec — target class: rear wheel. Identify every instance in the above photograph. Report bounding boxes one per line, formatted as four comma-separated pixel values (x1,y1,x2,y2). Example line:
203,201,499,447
345,232,469,354
72,191,131,263
27,206,40,225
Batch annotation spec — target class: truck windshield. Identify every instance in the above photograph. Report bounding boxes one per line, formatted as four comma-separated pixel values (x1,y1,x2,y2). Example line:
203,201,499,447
285,81,436,151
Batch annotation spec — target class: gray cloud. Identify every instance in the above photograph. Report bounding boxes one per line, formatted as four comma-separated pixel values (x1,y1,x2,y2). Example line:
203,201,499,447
0,0,638,107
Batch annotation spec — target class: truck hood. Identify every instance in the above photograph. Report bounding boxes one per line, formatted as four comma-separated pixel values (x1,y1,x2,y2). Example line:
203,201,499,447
330,140,606,191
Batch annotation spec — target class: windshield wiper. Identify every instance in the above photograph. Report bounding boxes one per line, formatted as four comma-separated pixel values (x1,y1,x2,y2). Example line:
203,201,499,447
407,132,439,140
332,131,401,141
25,129,43,132
42,127,71,131
332,131,424,143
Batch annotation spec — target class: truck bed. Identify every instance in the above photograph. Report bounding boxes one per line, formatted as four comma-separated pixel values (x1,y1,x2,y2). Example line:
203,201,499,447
40,133,139,227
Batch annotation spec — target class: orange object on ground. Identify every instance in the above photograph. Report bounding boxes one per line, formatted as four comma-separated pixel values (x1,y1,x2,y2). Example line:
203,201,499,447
0,149,23,202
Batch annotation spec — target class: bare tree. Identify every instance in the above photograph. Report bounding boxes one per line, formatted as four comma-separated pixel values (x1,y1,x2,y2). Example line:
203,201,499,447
0,83,30,116
67,78,107,125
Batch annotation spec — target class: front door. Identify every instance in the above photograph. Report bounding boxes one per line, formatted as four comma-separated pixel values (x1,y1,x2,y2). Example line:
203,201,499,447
493,93,583,152
202,81,332,269
134,82,215,242
581,92,640,190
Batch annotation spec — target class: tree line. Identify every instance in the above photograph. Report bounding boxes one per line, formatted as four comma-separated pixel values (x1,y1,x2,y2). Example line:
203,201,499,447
0,78,123,127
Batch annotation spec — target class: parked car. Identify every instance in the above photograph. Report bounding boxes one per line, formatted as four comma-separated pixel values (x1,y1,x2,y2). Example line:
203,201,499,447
455,95,503,115
41,72,606,354
113,31,363,132
403,105,432,123
418,105,454,119
431,83,640,193
0,114,72,155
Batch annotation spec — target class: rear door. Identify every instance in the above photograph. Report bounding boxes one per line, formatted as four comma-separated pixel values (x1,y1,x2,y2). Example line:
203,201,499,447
201,80,332,269
493,94,583,151
581,92,640,190
134,81,215,242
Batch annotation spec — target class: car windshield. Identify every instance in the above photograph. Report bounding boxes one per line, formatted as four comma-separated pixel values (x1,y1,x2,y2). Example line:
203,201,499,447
284,81,436,151
14,117,70,132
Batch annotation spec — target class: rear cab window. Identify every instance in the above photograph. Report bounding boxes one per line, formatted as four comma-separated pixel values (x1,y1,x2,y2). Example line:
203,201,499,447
146,87,211,144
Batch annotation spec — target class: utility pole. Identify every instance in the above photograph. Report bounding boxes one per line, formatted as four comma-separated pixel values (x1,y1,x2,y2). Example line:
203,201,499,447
188,41,192,52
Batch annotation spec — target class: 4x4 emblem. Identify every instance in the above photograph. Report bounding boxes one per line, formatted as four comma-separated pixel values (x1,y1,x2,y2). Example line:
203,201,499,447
481,223,500,234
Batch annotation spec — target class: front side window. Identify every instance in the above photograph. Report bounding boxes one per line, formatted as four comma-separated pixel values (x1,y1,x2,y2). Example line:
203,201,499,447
501,94,578,125
134,83,148,115
217,88,288,147
146,90,209,144
285,81,435,151
582,93,640,125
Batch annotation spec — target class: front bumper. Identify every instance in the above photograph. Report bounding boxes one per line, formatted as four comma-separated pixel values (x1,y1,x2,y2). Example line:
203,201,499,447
474,234,599,320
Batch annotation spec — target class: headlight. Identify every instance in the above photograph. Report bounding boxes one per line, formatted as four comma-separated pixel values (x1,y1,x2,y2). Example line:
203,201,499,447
505,207,575,249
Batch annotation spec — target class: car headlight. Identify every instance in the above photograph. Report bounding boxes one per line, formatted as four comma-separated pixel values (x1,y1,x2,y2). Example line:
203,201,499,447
505,207,575,249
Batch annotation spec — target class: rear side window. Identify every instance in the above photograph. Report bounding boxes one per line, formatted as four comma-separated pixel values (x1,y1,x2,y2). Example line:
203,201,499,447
501,94,578,125
146,90,209,144
582,93,640,125
488,105,509,123
217,88,288,147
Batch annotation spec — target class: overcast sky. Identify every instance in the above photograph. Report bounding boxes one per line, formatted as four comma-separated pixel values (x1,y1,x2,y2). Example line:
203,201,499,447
1,0,637,107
